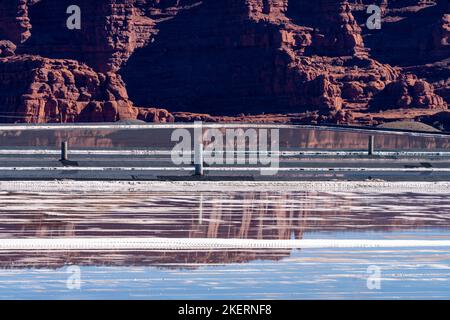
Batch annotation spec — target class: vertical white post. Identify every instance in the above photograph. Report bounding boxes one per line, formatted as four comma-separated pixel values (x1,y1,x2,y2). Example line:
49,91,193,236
368,135,375,156
193,121,204,176
61,141,68,161
194,143,204,176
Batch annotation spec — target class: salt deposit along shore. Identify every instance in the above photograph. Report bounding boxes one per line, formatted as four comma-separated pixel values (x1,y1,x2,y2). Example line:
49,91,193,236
2,180,450,193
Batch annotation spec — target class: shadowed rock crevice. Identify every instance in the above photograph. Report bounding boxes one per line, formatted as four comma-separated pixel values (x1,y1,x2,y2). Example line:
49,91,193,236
357,0,448,66
23,0,125,72
122,1,309,115
122,0,364,115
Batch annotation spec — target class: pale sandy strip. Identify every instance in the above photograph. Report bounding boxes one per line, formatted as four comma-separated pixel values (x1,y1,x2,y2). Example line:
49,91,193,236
0,167,450,172
0,238,450,251
1,180,450,193
0,167,190,171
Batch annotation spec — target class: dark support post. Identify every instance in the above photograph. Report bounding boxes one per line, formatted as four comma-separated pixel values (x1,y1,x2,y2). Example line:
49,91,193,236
61,141,68,161
368,135,375,156
194,143,204,176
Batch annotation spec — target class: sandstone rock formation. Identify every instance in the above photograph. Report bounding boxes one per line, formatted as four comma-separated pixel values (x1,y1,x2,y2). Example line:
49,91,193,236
370,73,447,110
0,55,138,122
0,0,448,125
0,0,32,45
0,40,16,57
120,0,395,115
351,0,450,107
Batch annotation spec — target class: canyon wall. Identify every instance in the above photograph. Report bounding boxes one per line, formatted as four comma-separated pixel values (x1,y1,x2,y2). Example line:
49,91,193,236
0,0,448,124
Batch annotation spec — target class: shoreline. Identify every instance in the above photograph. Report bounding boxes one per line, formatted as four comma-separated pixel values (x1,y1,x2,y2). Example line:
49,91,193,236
2,180,450,193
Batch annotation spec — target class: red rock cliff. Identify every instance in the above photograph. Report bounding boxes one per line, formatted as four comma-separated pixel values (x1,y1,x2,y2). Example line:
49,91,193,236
0,0,448,124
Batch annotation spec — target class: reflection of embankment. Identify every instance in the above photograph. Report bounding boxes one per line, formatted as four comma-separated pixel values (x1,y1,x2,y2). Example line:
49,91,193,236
0,249,291,270
1,190,449,269
0,127,449,150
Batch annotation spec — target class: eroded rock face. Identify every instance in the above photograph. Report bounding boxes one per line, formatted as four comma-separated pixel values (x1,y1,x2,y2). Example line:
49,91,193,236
137,107,175,123
19,0,137,73
0,0,32,44
288,0,366,56
351,0,449,65
0,41,16,57
19,0,197,73
0,55,139,123
121,0,446,117
121,0,378,114
350,0,449,107
370,73,447,111
0,0,448,124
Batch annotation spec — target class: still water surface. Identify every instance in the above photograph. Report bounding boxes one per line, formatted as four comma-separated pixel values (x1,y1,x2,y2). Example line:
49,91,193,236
0,190,449,299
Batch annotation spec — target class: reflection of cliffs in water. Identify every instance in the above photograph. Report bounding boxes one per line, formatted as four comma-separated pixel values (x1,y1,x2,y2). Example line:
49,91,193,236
0,192,308,240
4,191,450,240
284,129,450,151
0,127,449,150
1,190,450,269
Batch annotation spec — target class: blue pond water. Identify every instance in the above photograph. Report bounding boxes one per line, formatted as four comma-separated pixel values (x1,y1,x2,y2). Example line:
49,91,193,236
0,190,449,299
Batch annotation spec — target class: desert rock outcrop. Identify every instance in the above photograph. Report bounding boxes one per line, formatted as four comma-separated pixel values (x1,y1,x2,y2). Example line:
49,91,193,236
0,0,448,124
